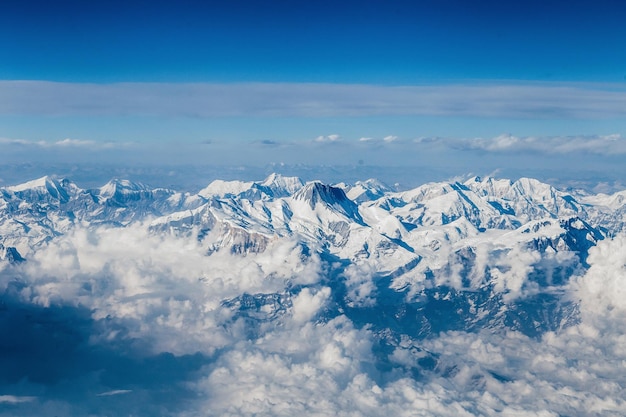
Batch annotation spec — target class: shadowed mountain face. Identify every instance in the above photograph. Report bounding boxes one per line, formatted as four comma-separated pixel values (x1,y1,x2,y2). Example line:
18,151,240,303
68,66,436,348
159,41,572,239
0,173,624,416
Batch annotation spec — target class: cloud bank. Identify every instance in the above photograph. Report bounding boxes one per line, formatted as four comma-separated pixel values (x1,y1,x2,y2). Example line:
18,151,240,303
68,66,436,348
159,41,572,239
251,132,626,160
456,133,626,155
3,133,626,158
2,81,625,119
1,215,626,416
1,133,625,196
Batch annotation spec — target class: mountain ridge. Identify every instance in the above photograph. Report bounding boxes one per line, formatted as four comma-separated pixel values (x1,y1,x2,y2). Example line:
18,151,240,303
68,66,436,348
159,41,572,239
2,172,626,416
0,173,622,340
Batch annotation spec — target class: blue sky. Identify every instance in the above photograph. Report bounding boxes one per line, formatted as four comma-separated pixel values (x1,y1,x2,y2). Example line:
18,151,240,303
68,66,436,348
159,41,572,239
1,0,626,185
3,0,625,83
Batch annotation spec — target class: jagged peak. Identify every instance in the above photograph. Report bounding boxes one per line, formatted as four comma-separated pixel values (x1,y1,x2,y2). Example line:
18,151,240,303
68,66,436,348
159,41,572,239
464,176,564,201
98,179,151,197
464,176,514,197
358,178,389,188
512,177,557,195
6,175,51,191
292,181,364,224
198,179,254,198
0,244,26,263
6,175,77,203
580,189,626,210
294,181,350,205
7,175,69,191
397,181,457,203
464,175,512,186
260,173,304,196
261,172,301,186
346,178,392,203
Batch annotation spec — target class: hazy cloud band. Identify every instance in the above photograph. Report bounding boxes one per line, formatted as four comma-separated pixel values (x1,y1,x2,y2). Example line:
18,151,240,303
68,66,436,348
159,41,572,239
1,81,625,119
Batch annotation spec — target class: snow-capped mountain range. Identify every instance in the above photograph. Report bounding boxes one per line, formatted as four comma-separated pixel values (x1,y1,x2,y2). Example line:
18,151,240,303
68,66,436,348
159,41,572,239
1,173,618,260
3,172,626,416
1,173,623,338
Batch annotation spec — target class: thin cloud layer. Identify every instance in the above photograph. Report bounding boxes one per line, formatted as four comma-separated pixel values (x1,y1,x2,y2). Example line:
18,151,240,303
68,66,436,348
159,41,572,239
1,132,625,197
2,133,625,156
457,133,626,155
0,137,129,150
2,81,625,119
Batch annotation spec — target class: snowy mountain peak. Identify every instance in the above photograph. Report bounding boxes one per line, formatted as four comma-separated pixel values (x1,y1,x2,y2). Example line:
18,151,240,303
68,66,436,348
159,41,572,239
2,172,626,416
0,243,25,263
198,179,255,198
98,179,151,196
294,182,350,206
346,178,393,203
462,175,584,221
260,173,304,197
6,175,53,192
513,177,558,198
6,175,76,204
293,181,363,222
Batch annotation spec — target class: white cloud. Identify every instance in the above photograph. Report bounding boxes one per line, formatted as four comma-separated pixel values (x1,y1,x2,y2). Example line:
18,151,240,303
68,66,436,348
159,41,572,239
488,244,542,302
15,225,323,355
291,287,330,323
309,133,626,156
95,390,132,397
3,219,626,416
422,328,626,417
0,137,130,150
0,395,36,404
314,134,341,142
574,235,626,319
461,133,626,155
192,316,377,417
53,138,98,147
342,263,377,307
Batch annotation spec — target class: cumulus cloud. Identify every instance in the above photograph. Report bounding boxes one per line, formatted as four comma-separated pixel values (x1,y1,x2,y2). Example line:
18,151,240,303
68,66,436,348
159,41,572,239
1,80,625,119
415,237,626,417
191,316,377,417
291,287,331,323
2,220,626,415
420,234,583,304
421,328,626,417
342,263,378,307
11,225,323,356
314,134,341,142
574,235,626,319
414,236,626,415
488,245,542,302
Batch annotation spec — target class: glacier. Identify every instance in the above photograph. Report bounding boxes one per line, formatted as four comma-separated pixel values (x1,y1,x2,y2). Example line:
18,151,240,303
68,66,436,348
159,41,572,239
0,173,625,416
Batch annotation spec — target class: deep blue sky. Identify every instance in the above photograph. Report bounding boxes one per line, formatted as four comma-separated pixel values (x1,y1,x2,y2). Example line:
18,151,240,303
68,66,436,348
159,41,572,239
2,0,625,83
1,0,626,182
